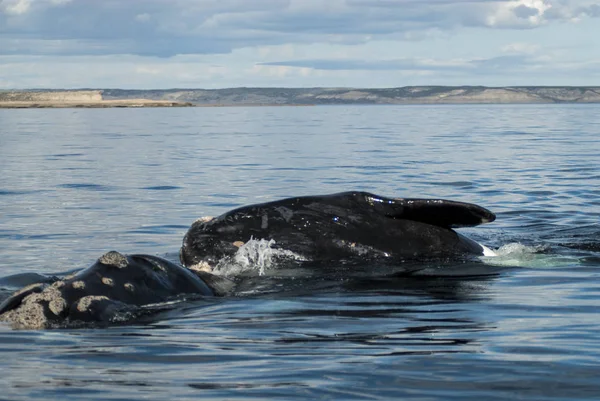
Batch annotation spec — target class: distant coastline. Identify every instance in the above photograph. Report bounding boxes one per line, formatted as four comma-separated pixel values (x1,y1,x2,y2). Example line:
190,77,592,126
0,90,193,108
1,86,600,108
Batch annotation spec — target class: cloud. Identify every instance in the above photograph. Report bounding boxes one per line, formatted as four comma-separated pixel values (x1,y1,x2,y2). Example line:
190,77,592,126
0,0,31,15
1,0,599,57
0,0,72,15
514,4,541,18
501,42,541,54
1,0,599,88
259,54,539,74
259,58,464,71
2,49,599,89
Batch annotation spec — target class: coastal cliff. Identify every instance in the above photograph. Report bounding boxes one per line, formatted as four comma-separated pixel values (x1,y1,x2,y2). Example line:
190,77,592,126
2,86,600,108
102,86,600,105
0,90,193,108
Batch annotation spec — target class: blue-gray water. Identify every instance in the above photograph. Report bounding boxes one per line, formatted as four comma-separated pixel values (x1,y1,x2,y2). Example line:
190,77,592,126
0,105,599,400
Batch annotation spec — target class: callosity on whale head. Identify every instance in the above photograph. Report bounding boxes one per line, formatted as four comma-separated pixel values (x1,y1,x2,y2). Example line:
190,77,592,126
0,251,234,329
180,191,496,270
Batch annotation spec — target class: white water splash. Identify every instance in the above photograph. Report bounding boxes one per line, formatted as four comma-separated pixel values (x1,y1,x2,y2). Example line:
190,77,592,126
480,242,576,268
212,238,306,277
494,243,547,257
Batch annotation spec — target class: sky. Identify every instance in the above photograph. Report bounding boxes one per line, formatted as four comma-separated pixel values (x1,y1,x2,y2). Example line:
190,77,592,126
1,0,599,89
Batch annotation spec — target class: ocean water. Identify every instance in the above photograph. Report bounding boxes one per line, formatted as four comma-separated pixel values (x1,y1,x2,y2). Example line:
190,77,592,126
0,105,599,400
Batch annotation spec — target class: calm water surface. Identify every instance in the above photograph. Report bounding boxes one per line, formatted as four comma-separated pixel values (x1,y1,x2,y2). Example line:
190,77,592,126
0,105,599,400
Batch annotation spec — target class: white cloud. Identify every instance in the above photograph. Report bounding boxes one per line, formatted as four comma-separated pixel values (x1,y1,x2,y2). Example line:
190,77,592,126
501,42,542,54
1,0,600,87
135,13,151,22
2,0,599,57
485,0,553,27
0,0,72,15
0,0,31,15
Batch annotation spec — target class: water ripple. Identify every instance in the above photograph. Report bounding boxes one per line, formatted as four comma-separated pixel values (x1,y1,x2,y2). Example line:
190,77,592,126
0,105,599,400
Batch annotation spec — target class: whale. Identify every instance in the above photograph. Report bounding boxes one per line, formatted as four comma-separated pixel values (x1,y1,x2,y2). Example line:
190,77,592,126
0,251,234,329
1,191,496,329
180,191,496,271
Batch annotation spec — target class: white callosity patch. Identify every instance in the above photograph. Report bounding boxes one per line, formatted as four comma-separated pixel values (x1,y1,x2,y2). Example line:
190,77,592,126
76,296,109,313
194,216,214,224
188,260,213,273
98,251,128,269
212,238,306,277
0,281,67,329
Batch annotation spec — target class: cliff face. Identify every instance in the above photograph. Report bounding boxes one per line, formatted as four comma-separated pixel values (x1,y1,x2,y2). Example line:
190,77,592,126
3,87,600,107
102,86,600,105
0,90,103,102
0,90,193,108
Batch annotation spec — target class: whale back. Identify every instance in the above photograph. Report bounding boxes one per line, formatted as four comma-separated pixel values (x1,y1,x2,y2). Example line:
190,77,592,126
0,252,234,329
180,192,496,268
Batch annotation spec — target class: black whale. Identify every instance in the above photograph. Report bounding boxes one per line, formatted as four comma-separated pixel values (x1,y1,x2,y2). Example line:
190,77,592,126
0,252,233,329
180,191,495,269
0,191,495,329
